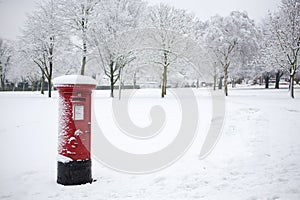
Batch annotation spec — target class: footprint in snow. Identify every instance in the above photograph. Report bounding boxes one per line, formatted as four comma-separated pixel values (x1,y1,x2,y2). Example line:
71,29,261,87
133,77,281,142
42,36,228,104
154,176,166,184
286,109,300,113
0,194,12,199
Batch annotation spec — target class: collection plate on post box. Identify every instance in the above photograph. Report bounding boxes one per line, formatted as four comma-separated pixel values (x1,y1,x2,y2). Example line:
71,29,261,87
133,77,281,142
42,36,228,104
73,105,84,121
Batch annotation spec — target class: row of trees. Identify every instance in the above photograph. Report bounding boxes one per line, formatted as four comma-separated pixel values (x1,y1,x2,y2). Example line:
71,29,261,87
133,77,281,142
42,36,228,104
256,0,300,98
0,0,299,98
0,39,12,91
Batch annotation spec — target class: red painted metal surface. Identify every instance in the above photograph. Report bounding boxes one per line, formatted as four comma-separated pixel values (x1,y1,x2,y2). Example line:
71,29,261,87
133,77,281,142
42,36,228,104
56,84,96,161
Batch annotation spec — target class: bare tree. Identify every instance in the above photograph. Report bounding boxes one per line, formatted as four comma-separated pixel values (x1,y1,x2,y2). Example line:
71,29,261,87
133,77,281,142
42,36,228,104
90,0,145,98
58,0,99,75
20,0,63,97
269,0,300,98
205,12,258,96
148,4,196,98
253,18,287,89
0,38,12,91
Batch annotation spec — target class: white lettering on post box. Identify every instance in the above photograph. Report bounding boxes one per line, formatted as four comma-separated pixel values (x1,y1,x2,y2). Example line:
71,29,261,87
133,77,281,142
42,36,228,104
73,105,84,121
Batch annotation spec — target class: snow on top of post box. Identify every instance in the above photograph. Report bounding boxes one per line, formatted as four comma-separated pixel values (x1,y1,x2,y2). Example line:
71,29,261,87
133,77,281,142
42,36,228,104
53,75,97,86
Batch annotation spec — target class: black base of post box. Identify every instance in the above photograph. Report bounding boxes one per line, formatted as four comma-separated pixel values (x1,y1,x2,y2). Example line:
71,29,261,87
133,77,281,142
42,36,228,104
57,160,92,185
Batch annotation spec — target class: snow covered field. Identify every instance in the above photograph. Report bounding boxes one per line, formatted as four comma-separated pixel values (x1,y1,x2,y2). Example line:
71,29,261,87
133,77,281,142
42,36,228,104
0,88,300,200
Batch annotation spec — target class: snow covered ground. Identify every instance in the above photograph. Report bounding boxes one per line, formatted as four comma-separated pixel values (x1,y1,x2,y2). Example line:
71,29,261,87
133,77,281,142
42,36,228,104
0,88,300,200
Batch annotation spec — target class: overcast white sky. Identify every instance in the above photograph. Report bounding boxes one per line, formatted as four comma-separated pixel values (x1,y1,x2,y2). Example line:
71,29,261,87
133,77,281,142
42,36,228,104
0,0,281,40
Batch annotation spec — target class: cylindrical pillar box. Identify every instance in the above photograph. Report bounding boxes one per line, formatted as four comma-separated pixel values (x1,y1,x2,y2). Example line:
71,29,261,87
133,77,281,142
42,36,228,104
53,75,97,186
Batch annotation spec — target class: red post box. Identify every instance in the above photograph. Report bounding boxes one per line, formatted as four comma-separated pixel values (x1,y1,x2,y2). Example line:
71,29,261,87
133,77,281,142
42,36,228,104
53,75,97,185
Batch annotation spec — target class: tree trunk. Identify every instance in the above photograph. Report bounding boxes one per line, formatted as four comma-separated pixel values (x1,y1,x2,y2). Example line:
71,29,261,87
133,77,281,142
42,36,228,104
110,63,114,98
41,74,45,95
265,76,270,89
213,75,217,90
81,44,87,75
161,65,167,98
80,28,87,75
48,78,52,98
275,73,280,89
110,82,114,98
224,79,228,96
12,82,16,91
133,71,136,89
118,67,123,100
218,77,223,90
161,78,165,98
275,70,283,89
0,69,6,90
290,74,295,98
224,65,229,96
48,73,52,98
48,36,54,98
161,50,168,98
0,77,5,91
164,69,167,95
213,64,217,91
48,61,53,98
36,80,39,91
31,81,35,92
